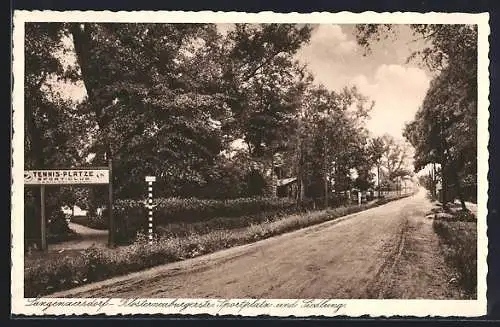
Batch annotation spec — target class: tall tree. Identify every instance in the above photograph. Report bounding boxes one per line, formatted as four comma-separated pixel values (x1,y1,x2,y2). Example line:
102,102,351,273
380,134,411,183
368,136,385,197
25,23,94,246
219,24,313,192
26,23,314,201
69,23,229,198
294,83,373,207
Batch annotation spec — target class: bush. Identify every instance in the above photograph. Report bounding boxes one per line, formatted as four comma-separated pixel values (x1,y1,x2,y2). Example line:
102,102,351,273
47,210,78,243
71,211,109,230
433,219,477,298
155,209,293,238
114,197,297,242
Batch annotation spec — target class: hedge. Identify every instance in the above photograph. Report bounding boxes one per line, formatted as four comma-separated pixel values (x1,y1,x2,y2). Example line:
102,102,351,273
433,219,477,298
114,197,298,242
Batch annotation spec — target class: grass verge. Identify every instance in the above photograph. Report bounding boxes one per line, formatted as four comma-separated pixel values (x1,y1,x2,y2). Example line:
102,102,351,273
25,194,411,297
433,211,477,299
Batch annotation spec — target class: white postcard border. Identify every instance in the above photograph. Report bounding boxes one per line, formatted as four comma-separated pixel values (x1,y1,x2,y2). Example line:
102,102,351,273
11,10,490,317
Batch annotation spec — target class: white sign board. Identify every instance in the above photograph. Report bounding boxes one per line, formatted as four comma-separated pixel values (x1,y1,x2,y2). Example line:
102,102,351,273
24,169,109,185
145,176,156,182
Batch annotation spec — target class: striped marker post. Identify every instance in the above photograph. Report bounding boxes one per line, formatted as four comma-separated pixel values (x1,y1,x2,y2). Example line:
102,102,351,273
145,176,156,244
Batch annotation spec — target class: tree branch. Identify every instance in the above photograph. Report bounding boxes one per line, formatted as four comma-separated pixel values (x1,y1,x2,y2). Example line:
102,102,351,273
238,50,284,84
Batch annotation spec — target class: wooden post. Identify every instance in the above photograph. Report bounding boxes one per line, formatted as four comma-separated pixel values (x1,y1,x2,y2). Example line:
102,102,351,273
40,185,47,251
323,137,328,209
108,159,115,248
145,176,156,245
148,180,154,244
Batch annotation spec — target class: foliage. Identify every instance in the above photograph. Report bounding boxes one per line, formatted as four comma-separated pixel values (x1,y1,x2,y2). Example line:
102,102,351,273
433,219,477,298
418,174,435,194
113,196,298,242
220,24,312,152
25,23,316,200
24,23,94,245
294,83,374,202
68,23,229,199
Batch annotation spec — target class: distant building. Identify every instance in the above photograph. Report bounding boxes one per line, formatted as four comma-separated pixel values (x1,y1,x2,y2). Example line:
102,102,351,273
61,205,88,217
277,177,297,198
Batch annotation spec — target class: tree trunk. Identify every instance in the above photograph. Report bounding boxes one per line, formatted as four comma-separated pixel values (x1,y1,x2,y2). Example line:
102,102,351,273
295,110,304,207
458,190,467,211
439,112,450,209
299,176,305,204
323,137,328,208
70,24,97,104
25,96,46,249
296,165,303,206
441,161,448,207
377,164,380,198
452,169,467,211
71,23,112,158
430,163,435,198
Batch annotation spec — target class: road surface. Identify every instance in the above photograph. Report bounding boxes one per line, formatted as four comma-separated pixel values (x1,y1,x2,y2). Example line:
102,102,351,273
50,188,460,299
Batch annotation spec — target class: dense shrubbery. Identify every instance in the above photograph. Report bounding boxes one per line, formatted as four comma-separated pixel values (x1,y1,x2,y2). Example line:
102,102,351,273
71,212,108,230
114,197,297,242
433,217,477,298
25,194,78,247
47,210,79,243
155,210,295,238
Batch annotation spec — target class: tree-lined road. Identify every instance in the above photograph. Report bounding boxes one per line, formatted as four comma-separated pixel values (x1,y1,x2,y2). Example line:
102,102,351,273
51,188,459,299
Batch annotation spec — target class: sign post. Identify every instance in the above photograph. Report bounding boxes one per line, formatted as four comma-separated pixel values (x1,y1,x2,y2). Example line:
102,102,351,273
40,185,46,251
24,167,112,251
145,176,156,245
108,160,115,248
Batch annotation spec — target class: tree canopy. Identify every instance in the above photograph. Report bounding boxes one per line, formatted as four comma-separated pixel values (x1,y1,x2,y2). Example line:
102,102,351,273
25,22,417,216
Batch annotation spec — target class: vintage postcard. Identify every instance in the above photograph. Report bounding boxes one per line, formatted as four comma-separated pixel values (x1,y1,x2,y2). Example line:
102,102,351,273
11,10,490,317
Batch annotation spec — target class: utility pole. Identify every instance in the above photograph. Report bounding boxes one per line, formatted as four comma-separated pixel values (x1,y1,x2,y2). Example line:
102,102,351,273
40,185,46,251
439,111,447,205
322,93,330,209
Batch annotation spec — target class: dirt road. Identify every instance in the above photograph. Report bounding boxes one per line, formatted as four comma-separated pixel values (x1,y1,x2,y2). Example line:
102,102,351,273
51,188,460,299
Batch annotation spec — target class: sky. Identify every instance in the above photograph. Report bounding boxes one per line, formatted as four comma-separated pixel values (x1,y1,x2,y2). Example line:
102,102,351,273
294,24,432,140
55,24,432,141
